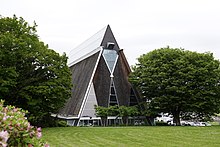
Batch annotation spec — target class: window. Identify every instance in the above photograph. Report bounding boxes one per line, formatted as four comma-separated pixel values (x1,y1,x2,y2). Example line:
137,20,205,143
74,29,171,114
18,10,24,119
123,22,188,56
102,49,118,73
109,80,119,106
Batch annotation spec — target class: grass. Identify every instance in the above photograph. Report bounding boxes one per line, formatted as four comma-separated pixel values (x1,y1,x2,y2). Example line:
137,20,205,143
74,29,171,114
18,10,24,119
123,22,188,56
43,126,220,147
210,121,220,126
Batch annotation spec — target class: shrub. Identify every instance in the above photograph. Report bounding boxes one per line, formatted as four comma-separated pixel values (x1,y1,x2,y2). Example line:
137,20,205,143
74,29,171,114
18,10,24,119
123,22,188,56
0,100,49,147
57,120,69,127
155,121,169,126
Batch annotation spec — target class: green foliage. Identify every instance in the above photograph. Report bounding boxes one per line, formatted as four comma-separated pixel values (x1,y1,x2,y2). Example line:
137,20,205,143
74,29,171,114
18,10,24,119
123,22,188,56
107,105,119,116
0,100,49,147
130,47,220,125
0,15,72,127
94,105,139,126
56,120,69,127
94,105,139,117
155,121,169,126
118,106,139,117
118,106,139,125
94,105,109,117
94,105,110,126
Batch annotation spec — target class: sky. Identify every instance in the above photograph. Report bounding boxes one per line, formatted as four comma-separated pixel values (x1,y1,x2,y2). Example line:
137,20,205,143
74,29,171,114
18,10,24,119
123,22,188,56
1,0,220,66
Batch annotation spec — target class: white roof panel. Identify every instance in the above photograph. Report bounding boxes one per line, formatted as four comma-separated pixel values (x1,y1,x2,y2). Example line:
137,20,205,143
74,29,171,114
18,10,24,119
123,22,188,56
68,26,107,66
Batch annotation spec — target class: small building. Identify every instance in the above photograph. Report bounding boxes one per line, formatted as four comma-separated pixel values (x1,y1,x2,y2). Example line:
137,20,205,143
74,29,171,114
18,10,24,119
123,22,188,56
58,25,140,126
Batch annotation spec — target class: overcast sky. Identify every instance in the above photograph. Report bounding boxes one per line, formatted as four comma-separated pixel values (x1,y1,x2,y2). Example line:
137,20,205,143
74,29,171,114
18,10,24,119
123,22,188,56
1,0,220,65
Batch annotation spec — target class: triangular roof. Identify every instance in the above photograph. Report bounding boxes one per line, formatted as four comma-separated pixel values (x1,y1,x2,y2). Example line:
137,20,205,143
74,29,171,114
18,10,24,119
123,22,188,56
101,25,119,50
68,25,119,67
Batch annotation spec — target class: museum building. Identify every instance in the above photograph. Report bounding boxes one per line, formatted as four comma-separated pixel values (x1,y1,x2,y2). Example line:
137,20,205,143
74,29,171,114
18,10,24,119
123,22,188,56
58,25,140,126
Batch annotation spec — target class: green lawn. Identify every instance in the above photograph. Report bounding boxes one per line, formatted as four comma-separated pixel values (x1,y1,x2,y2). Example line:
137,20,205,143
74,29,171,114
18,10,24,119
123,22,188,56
43,126,220,147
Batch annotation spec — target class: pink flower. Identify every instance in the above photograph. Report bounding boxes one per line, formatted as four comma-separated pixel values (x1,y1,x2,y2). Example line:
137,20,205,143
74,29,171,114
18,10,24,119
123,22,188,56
0,131,9,142
3,116,7,121
36,127,42,138
28,143,33,147
9,125,13,130
37,132,42,139
16,123,21,127
13,108,18,112
37,127,42,132
0,142,7,147
29,132,33,138
44,144,50,147
27,123,32,131
0,130,9,144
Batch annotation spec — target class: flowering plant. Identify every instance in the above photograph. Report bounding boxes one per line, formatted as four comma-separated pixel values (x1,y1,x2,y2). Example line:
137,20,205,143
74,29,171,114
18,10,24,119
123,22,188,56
0,100,49,147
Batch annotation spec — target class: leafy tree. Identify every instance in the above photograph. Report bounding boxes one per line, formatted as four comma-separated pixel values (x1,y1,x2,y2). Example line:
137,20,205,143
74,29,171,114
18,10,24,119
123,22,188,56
94,105,109,126
130,47,220,125
136,102,157,125
107,105,119,116
0,15,72,127
95,105,139,126
118,106,139,125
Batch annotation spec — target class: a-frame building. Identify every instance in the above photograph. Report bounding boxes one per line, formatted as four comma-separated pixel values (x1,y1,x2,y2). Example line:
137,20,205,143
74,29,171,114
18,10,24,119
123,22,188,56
58,25,140,126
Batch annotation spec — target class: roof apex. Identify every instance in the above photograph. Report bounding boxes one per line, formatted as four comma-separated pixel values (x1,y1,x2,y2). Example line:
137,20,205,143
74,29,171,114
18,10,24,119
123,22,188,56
68,25,119,66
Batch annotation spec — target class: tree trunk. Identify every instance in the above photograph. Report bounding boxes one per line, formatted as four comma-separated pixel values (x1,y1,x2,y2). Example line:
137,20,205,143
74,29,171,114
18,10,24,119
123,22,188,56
146,116,154,126
172,111,181,126
101,117,107,127
122,116,128,125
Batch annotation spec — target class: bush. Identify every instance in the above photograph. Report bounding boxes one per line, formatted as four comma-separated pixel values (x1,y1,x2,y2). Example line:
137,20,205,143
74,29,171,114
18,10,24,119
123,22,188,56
0,100,49,147
57,120,69,127
155,121,169,126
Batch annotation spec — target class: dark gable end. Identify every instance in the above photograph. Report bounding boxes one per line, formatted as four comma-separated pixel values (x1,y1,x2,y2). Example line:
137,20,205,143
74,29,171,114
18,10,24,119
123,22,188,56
59,52,100,116
101,25,120,51
93,55,111,107
113,53,131,106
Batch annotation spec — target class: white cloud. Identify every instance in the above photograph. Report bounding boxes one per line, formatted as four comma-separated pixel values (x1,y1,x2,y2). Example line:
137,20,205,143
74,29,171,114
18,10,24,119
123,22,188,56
1,0,220,65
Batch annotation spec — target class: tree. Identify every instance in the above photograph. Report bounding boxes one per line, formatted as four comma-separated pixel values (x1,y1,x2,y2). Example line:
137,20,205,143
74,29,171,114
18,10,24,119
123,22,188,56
130,47,220,125
0,15,72,127
118,106,138,125
107,105,119,116
94,105,109,126
95,105,139,126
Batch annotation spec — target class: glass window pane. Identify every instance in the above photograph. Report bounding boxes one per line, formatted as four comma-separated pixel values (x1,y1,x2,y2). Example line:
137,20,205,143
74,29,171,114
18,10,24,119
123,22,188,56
102,49,118,73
